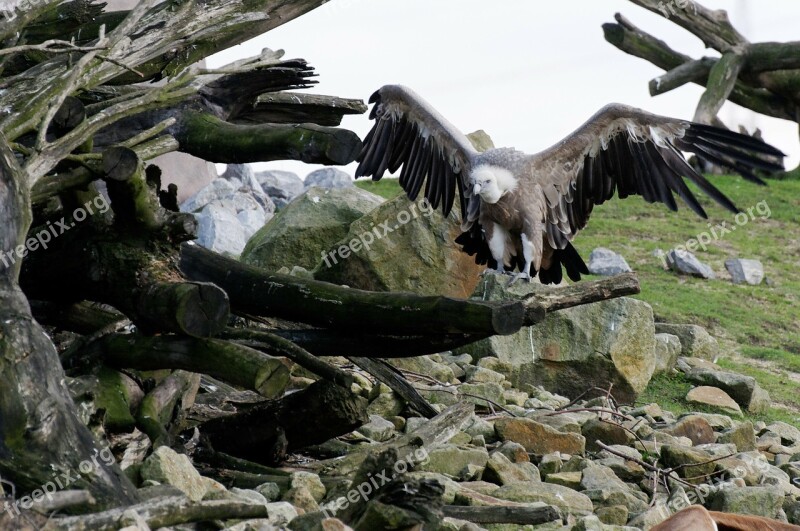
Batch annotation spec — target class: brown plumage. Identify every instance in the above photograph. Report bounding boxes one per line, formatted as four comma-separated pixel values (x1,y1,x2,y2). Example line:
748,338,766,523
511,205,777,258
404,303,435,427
356,85,785,284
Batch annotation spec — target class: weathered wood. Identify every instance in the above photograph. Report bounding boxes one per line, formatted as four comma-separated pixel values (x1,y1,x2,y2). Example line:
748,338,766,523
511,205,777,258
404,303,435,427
102,145,139,182
246,92,368,126
137,370,200,447
312,401,474,477
30,300,126,335
603,14,798,122
522,272,640,322
269,329,484,358
0,139,138,507
650,57,717,96
180,243,526,337
442,505,562,525
201,380,369,466
91,334,291,399
174,111,363,166
349,357,438,419
222,328,353,390
693,50,746,125
46,495,276,531
51,96,86,133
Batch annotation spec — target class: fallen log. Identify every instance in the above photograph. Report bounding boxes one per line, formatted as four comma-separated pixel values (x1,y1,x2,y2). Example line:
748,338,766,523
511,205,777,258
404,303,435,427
180,242,526,336
137,370,200,447
348,357,438,419
201,379,369,466
442,504,562,526
88,333,291,399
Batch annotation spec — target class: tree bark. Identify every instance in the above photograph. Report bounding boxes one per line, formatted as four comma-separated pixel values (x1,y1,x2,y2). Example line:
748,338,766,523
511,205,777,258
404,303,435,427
180,243,526,337
0,137,137,507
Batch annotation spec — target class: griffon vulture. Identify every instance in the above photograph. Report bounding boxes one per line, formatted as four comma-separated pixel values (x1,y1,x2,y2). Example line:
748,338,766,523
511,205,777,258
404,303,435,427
355,85,785,284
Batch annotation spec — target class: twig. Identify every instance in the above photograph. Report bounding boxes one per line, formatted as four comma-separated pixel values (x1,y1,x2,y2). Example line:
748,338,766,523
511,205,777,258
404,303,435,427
0,40,106,57
121,117,177,148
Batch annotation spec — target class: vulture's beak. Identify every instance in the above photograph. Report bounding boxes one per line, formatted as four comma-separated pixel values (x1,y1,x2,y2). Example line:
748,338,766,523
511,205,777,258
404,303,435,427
473,183,481,195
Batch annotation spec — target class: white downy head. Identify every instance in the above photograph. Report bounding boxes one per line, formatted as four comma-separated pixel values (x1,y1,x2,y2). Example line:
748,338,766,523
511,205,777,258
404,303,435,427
469,165,518,204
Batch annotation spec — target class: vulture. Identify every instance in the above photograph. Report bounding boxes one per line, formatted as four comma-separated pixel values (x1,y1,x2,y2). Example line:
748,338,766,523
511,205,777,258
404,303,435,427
355,85,785,285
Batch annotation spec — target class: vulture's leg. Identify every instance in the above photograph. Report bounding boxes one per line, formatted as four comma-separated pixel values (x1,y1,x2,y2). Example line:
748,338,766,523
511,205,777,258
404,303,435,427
483,222,511,276
507,233,534,285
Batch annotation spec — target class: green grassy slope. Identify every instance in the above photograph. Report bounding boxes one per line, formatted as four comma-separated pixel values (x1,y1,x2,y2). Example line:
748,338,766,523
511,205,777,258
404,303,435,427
357,176,800,422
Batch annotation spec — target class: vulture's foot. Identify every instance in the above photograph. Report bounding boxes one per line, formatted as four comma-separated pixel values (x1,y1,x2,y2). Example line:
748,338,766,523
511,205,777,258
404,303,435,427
506,272,532,286
481,268,510,277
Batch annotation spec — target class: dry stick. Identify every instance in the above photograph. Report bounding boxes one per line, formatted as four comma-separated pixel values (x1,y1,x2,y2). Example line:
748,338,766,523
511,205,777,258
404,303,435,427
0,40,106,56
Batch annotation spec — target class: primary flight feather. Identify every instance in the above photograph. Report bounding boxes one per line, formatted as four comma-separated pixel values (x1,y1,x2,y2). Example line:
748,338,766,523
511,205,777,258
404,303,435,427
355,85,785,285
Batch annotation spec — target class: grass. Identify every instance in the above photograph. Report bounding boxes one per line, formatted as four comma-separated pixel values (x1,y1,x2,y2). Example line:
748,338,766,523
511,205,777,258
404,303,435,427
358,175,800,424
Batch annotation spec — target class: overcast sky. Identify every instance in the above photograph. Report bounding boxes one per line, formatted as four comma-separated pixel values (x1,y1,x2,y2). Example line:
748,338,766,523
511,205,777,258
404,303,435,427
208,0,800,179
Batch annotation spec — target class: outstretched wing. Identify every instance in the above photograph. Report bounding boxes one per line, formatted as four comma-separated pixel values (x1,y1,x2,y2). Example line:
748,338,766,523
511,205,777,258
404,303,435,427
531,103,785,248
356,85,480,223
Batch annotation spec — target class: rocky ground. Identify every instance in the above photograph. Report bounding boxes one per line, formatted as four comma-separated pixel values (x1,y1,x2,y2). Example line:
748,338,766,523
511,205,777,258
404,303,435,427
129,168,800,529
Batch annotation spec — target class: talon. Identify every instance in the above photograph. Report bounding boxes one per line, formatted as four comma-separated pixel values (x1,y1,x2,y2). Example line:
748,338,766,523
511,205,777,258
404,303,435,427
506,272,531,286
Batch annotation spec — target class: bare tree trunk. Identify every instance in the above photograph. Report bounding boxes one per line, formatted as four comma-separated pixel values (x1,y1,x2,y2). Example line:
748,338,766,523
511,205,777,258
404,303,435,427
0,138,137,507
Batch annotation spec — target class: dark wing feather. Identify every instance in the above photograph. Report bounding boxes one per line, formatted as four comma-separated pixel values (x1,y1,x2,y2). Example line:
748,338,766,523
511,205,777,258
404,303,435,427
356,85,480,223
531,103,785,241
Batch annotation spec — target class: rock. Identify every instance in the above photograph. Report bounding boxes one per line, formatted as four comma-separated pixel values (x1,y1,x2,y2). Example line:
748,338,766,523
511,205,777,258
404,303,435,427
459,382,506,407
544,471,582,490
655,323,718,361
290,471,326,502
237,208,270,241
580,464,648,513
181,178,235,213
494,417,586,456
725,258,764,285
195,203,248,257
304,168,353,189
582,418,635,452
283,485,320,513
587,248,632,276
457,275,656,403
482,451,540,485
367,389,404,418
466,129,495,152
686,386,743,417
256,170,305,209
314,194,484,297
708,485,784,519
493,482,594,516
653,333,681,375
684,368,770,414
659,445,716,482
389,357,457,384
762,422,800,447
140,446,207,502
357,415,396,442
717,421,757,452
415,444,489,480
266,501,299,526
627,504,671,530
666,248,715,279
242,186,383,272
660,414,716,445
595,505,629,526
255,482,281,502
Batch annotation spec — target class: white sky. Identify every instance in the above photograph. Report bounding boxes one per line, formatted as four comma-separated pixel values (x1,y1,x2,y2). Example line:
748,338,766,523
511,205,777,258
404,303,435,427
207,0,800,179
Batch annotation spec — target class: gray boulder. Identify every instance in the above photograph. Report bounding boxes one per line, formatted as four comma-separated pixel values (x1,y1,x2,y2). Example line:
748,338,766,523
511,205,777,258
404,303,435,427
684,367,770,414
241,186,383,272
304,168,353,189
456,275,656,402
653,333,681,375
256,170,305,209
587,247,632,276
181,178,236,213
314,194,485,297
725,258,765,285
666,248,715,279
655,323,718,360
195,203,248,257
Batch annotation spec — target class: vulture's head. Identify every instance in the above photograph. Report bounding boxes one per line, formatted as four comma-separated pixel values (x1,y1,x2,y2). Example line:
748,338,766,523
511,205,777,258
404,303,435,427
469,165,518,204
